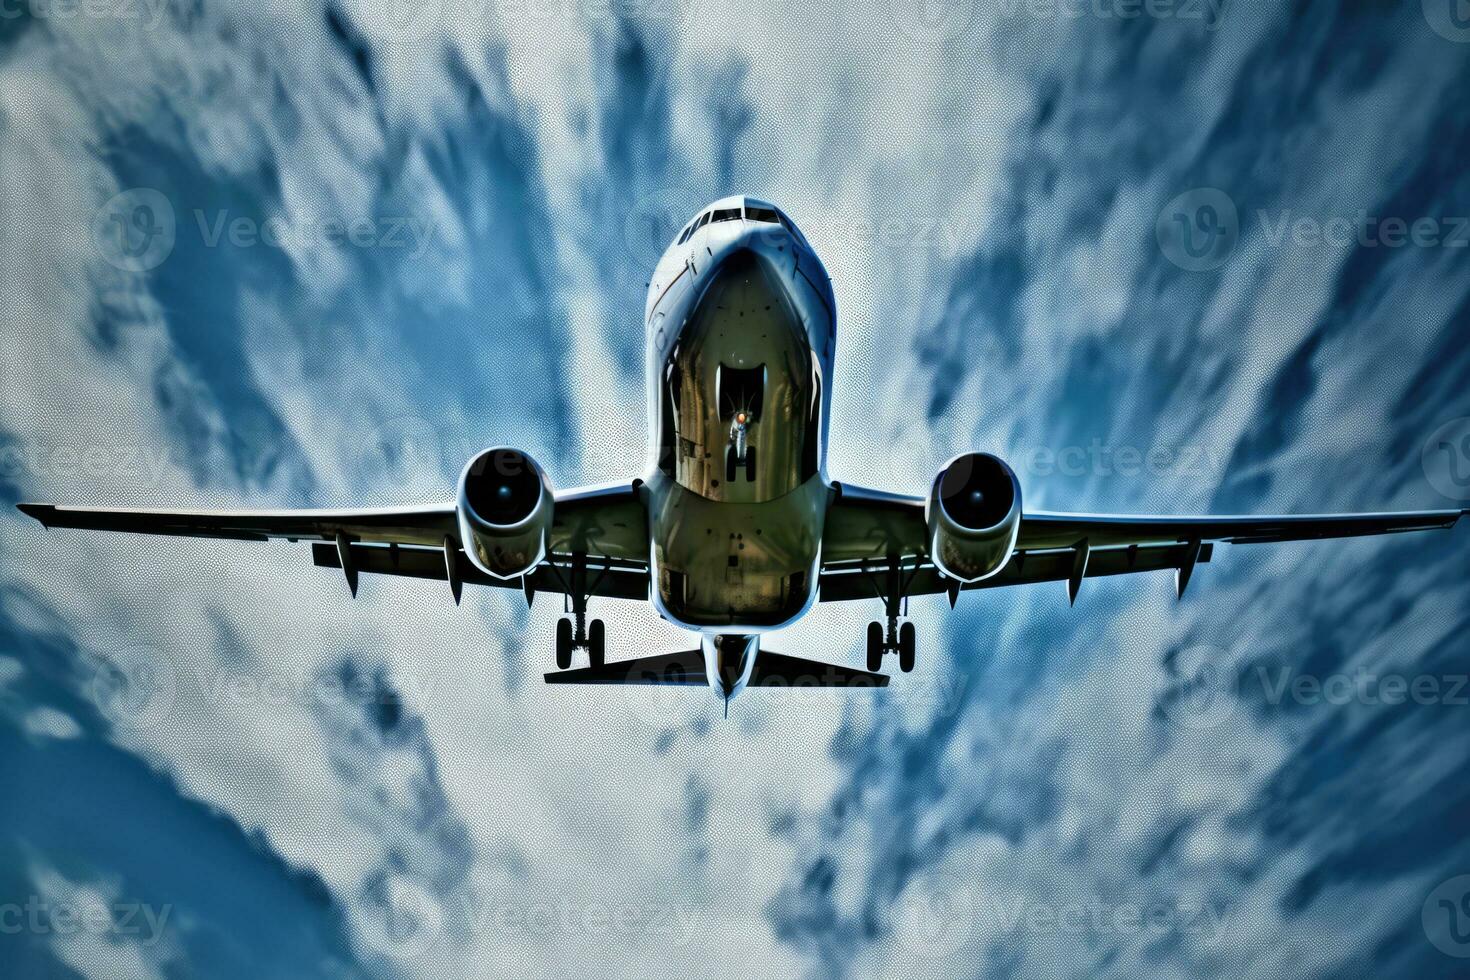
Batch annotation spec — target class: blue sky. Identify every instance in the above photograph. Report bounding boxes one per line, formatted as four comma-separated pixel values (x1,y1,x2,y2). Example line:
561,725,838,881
2,1,1470,977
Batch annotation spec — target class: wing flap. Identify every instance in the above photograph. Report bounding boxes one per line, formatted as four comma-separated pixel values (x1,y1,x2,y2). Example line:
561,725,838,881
819,541,1214,602
312,542,650,601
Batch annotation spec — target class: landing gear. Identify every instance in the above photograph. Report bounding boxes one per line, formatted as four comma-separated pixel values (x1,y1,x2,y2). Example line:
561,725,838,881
555,616,573,670
866,617,917,673
866,622,884,672
550,551,610,670
587,618,605,668
861,555,920,673
555,614,606,669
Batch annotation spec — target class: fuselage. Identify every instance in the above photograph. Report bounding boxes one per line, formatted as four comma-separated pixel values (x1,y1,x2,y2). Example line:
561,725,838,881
639,196,837,698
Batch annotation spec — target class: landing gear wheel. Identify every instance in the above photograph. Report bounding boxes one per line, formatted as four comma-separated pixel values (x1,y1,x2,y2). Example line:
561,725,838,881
744,445,757,482
866,621,884,673
898,621,916,673
587,618,606,668
555,617,573,670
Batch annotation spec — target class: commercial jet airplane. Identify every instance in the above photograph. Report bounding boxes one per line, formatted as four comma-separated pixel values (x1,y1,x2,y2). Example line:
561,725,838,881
19,195,1469,708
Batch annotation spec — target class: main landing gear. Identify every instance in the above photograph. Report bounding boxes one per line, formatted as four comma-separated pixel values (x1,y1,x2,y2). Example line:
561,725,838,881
555,614,605,670
863,555,918,673
866,618,915,674
550,551,606,670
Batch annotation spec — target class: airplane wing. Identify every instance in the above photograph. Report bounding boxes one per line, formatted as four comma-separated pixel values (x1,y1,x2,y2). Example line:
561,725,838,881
818,483,1468,604
16,481,650,604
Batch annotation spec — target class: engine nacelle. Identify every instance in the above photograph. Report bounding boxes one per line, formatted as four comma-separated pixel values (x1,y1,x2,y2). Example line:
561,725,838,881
456,448,553,579
926,452,1023,584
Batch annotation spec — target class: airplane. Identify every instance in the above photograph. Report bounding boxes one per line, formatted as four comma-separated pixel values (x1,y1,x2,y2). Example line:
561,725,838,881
18,194,1469,711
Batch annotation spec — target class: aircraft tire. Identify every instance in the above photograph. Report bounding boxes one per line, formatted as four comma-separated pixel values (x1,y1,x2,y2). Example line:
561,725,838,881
555,617,573,670
898,621,916,673
866,621,884,672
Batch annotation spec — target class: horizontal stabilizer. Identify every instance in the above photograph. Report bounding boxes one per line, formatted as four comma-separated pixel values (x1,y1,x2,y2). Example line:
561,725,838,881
544,649,890,688
750,651,889,688
544,650,706,685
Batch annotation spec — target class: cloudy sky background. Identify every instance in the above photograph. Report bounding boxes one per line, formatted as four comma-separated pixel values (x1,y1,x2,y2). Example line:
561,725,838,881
3,0,1470,976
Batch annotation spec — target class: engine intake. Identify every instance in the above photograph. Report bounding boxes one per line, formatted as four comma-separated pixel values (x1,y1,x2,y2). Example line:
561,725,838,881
927,452,1022,583
457,448,553,579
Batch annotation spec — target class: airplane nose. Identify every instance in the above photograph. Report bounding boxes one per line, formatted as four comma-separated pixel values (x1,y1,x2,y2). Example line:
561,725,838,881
703,634,758,701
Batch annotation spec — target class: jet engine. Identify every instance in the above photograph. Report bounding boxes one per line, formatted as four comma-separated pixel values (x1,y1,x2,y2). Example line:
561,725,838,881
926,452,1022,584
456,448,553,579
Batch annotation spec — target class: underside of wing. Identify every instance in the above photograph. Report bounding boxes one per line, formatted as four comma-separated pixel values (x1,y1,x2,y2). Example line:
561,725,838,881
16,501,456,545
1017,509,1469,549
17,480,651,603
819,481,1467,605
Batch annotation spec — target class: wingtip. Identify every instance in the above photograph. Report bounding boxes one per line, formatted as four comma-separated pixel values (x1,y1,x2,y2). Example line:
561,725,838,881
16,503,51,527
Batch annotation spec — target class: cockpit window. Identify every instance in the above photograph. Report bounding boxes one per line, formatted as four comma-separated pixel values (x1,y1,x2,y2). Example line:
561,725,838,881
710,208,742,223
675,222,694,245
745,207,779,224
